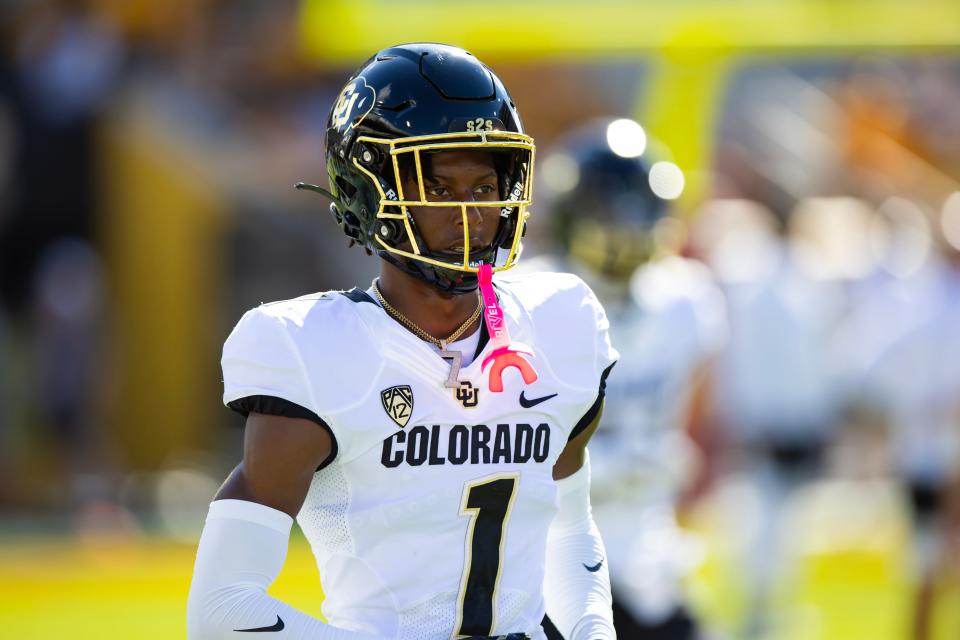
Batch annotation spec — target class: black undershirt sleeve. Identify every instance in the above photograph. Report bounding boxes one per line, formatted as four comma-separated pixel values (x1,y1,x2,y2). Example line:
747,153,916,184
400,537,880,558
227,395,338,471
567,361,617,442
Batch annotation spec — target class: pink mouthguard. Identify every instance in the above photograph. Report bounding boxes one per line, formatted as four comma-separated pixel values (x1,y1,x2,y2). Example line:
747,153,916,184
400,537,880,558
478,264,538,392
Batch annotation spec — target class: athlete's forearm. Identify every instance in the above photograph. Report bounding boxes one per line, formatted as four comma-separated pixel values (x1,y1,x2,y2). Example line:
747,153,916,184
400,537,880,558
187,499,382,640
543,453,616,640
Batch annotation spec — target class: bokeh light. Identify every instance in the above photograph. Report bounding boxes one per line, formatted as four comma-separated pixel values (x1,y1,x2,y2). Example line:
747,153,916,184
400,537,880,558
941,191,960,251
605,118,647,158
648,160,685,200
541,152,580,194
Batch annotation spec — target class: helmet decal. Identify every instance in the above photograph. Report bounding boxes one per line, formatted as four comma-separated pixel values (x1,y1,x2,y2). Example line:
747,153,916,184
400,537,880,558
331,76,377,133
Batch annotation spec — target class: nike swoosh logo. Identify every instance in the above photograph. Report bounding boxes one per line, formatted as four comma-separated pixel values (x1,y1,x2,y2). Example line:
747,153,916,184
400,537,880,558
583,559,604,572
234,615,285,632
519,390,558,408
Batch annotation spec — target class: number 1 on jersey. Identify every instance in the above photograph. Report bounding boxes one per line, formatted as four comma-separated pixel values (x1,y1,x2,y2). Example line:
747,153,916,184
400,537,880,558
454,474,519,638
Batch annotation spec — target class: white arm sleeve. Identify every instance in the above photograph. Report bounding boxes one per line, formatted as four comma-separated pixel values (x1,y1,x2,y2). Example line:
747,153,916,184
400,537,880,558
187,499,382,640
543,453,616,640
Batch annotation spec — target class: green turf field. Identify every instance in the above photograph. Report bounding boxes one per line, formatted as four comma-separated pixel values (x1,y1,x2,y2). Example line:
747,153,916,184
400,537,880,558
0,534,324,639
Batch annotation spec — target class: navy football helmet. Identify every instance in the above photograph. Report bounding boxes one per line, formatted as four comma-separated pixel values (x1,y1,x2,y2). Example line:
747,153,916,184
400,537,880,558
300,43,534,294
540,118,682,280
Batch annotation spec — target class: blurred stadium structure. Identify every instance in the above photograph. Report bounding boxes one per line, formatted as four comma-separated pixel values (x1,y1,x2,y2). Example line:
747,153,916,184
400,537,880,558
1,1,959,638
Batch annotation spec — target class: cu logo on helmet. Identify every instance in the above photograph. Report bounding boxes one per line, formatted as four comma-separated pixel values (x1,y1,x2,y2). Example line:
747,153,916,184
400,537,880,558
331,77,376,132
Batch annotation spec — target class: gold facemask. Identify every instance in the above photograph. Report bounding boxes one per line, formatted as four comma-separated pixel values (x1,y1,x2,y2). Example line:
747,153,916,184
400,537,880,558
351,130,536,274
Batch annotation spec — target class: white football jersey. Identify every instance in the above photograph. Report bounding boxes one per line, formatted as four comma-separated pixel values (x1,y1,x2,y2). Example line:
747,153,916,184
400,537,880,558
221,272,617,640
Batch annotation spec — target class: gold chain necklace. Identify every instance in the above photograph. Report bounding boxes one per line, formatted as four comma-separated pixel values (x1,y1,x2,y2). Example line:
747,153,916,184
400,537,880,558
371,279,482,349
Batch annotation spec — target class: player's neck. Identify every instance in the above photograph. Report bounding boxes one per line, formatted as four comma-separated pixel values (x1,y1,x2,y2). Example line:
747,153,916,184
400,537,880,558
377,263,481,342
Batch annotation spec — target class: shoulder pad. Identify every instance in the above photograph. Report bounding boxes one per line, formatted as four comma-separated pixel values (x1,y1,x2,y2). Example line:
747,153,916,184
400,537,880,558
495,271,618,391
223,291,382,416
630,257,727,353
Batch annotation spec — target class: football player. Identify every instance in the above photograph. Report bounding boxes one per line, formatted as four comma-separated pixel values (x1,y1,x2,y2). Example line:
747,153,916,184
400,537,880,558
525,119,727,639
187,44,618,640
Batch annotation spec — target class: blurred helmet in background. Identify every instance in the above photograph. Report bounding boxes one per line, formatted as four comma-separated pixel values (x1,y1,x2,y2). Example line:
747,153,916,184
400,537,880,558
319,43,534,293
540,118,683,281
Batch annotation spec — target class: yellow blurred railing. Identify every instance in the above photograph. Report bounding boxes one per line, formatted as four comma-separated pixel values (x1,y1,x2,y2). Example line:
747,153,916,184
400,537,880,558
298,0,960,207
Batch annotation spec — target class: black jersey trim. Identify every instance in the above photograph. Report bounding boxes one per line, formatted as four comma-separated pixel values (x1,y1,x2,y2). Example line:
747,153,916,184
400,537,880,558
567,361,617,442
541,613,565,640
339,288,377,305
227,395,338,471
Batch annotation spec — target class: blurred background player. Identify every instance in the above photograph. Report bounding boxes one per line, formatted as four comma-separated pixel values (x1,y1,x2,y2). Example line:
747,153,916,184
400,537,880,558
523,118,728,639
837,194,960,639
688,197,846,638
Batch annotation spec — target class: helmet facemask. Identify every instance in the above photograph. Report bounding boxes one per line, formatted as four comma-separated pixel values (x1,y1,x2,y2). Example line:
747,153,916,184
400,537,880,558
351,130,535,293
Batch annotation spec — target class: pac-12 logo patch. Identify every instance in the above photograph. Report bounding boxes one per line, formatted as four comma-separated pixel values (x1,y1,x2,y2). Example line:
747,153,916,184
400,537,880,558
331,76,376,132
381,385,414,428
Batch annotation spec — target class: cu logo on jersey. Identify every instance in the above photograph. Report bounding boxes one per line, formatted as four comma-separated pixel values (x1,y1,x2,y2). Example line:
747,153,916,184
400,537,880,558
381,385,414,428
331,76,376,132
455,381,479,408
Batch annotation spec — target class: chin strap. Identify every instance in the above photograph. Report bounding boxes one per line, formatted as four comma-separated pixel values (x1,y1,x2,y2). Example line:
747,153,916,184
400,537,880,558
478,263,538,392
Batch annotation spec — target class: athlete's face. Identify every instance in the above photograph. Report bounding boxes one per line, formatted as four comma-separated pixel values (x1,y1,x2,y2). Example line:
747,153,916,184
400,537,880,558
399,150,501,257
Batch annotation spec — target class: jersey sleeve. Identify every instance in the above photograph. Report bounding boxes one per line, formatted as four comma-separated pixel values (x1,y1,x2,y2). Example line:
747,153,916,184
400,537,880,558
549,274,619,385
568,279,618,440
585,281,619,381
497,271,619,392
221,307,317,417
